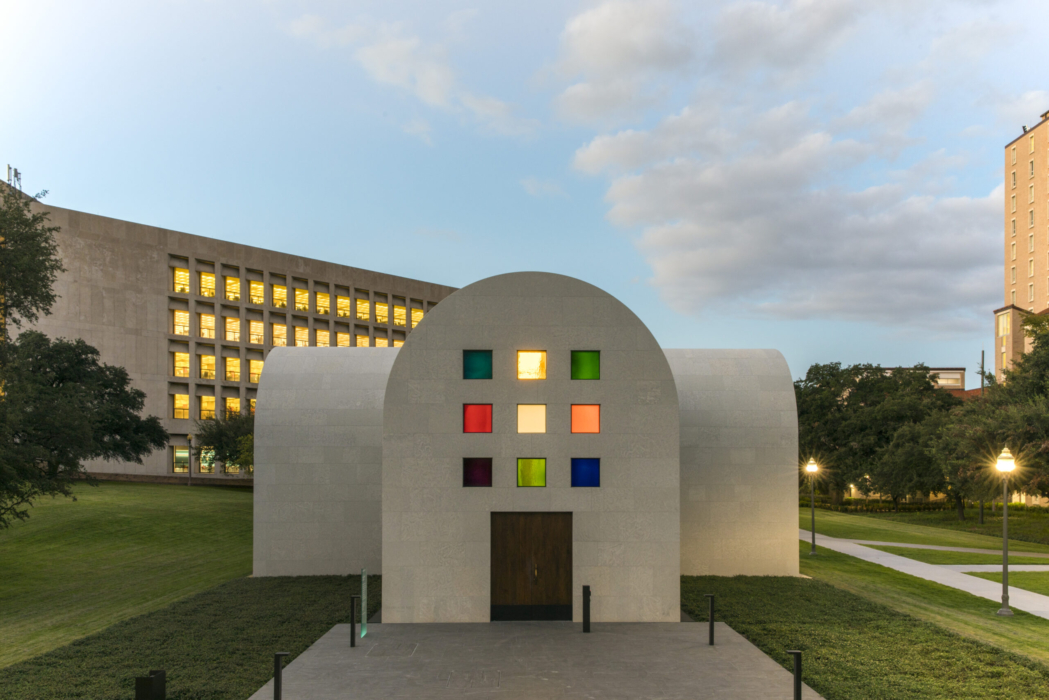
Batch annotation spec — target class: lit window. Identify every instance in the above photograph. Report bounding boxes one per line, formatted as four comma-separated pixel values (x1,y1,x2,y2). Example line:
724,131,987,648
200,313,215,338
375,302,389,324
571,458,600,487
173,394,189,419
336,296,351,318
225,397,241,418
411,308,424,327
393,339,404,347
464,350,493,379
463,404,492,433
375,336,389,348
173,447,190,473
173,268,190,293
1012,195,1017,212
317,329,330,347
517,404,547,433
173,310,190,335
272,324,287,346
356,298,370,321
517,458,546,487
226,357,241,382
393,304,407,326
517,351,546,380
294,326,309,347
249,359,263,383
1011,266,1016,283
200,272,216,297
225,317,240,342
356,334,370,347
571,351,600,380
249,320,264,344
571,404,600,433
295,288,309,311
249,398,256,416
200,355,215,379
316,293,330,315
249,280,264,305
272,285,287,308
200,447,215,474
173,352,190,377
225,277,241,301
463,458,493,487
337,332,350,347
200,396,216,419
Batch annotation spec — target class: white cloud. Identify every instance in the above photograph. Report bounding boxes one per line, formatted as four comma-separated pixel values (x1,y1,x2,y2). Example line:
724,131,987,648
402,118,433,145
834,82,934,153
996,90,1049,132
355,33,456,108
520,177,567,198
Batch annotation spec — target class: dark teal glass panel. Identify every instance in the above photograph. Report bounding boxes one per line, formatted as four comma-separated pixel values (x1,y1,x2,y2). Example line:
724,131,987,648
571,458,600,487
463,350,493,379
571,351,600,380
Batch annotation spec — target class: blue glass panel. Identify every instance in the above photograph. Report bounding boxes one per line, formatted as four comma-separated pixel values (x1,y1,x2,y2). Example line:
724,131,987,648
463,350,493,379
571,458,600,487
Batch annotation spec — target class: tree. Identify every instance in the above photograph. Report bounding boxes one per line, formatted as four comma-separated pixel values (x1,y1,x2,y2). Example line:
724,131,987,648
869,418,947,511
0,186,64,340
193,412,254,472
0,332,168,527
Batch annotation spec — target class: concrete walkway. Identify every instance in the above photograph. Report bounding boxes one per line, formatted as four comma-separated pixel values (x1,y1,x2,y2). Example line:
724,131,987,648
941,564,1049,573
248,621,822,700
802,536,1049,559
800,530,1049,619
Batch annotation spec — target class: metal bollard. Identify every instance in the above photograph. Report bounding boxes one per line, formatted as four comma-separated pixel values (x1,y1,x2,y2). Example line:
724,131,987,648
273,652,289,700
134,669,166,700
704,594,715,645
786,650,802,700
351,595,360,648
582,585,591,633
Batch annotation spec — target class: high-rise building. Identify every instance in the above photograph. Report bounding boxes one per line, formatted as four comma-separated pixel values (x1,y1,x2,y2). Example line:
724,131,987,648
996,110,1049,380
21,198,456,480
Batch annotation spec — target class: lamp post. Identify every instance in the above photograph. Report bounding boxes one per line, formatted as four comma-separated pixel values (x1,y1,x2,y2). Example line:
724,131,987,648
806,458,819,555
996,447,1015,617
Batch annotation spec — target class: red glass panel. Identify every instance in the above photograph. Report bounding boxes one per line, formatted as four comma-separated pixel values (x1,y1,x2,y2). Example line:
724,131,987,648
463,404,492,433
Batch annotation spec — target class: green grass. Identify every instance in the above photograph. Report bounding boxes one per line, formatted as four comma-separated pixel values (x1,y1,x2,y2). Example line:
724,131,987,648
971,571,1049,597
0,575,379,700
682,571,1049,699
867,508,1049,547
866,545,1049,565
800,508,1049,552
0,482,253,668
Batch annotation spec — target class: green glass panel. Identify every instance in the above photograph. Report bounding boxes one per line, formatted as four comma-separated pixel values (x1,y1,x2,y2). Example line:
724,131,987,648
571,351,600,380
517,458,546,487
361,568,367,638
463,350,493,379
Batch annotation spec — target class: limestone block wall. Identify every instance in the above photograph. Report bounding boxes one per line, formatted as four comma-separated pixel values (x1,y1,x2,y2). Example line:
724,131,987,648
667,349,800,577
253,347,394,576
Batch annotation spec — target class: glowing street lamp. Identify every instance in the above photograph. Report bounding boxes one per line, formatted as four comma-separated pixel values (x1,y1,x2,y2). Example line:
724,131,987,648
806,459,818,555
996,448,1016,616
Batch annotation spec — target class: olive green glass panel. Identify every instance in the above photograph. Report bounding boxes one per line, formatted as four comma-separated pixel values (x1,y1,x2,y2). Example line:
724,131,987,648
517,458,547,487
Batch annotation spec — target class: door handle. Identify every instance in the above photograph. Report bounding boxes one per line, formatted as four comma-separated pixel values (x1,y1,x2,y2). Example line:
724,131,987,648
533,564,538,584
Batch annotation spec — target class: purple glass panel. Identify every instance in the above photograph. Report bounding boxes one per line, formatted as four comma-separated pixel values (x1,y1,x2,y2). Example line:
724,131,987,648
463,458,493,487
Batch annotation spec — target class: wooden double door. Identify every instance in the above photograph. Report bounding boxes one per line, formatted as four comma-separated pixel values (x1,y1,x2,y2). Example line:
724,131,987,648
490,512,572,621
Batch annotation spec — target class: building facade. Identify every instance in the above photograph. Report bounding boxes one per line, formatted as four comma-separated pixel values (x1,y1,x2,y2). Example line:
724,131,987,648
24,200,456,479
254,272,800,623
997,110,1049,380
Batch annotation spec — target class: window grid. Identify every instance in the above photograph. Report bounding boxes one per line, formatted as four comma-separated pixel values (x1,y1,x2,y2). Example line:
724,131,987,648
294,326,309,347
317,329,330,347
337,332,350,347
200,273,216,297
173,447,190,473
356,298,370,321
173,310,190,336
316,293,330,315
225,317,240,342
337,296,351,318
173,268,190,293
249,320,264,344
173,352,190,377
200,355,215,379
226,357,241,382
225,277,241,301
200,314,215,338
295,289,309,312
249,280,265,305
375,302,389,325
200,396,216,420
272,285,287,308
272,324,287,346
249,359,263,383
173,394,189,420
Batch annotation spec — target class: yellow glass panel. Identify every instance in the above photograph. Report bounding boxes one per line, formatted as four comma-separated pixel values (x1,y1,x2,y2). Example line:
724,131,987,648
272,324,287,346
224,317,240,342
225,357,241,381
393,305,406,326
411,308,424,327
375,303,389,324
200,273,216,297
375,337,389,348
336,332,350,347
517,458,546,487
295,288,309,311
356,298,370,320
225,277,240,301
393,339,404,347
517,404,546,433
173,394,189,419
200,314,215,338
316,293,330,314
249,359,263,383
273,285,287,308
294,327,309,347
517,351,546,380
173,268,190,293
173,310,190,335
200,355,215,379
173,352,190,377
316,330,330,347
337,296,351,317
200,396,216,419
356,334,370,347
249,320,264,344
249,280,264,304
225,397,241,417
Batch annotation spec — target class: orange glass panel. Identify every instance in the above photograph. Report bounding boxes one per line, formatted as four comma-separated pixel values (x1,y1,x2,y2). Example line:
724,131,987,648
571,404,600,434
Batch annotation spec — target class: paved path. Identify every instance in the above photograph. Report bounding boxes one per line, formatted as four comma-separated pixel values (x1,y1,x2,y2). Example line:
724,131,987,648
941,564,1049,573
802,535,1049,559
800,530,1049,619
248,622,823,700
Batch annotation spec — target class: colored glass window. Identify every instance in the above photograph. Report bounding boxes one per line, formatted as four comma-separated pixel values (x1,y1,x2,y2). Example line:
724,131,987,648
355,334,370,347
200,313,215,338
225,357,240,382
571,404,600,434
294,327,309,347
411,308,424,327
316,329,330,347
173,447,190,473
173,268,190,293
200,396,216,419
571,351,600,380
517,404,547,433
463,458,493,487
225,277,240,301
337,332,350,347
173,352,190,377
173,310,190,335
517,350,546,380
316,293,330,314
463,404,493,433
200,355,215,379
517,458,546,487
272,285,287,308
272,324,287,346
356,298,370,321
337,296,351,318
249,359,264,383
173,394,189,419
571,458,600,487
200,272,216,297
295,288,309,311
249,280,265,304
463,350,493,379
249,320,264,344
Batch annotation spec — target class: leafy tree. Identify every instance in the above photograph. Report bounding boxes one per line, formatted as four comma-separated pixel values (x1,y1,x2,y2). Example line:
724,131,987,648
0,332,168,527
193,413,254,472
0,186,64,340
869,418,947,511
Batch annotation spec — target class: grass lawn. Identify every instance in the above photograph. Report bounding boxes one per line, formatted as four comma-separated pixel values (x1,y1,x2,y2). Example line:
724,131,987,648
682,571,1049,699
0,482,252,668
0,575,379,700
867,508,1049,547
799,507,1049,552
866,545,1049,565
971,571,1049,597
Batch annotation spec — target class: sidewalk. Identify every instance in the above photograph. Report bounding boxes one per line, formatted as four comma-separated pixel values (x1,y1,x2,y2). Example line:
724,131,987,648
799,529,1049,619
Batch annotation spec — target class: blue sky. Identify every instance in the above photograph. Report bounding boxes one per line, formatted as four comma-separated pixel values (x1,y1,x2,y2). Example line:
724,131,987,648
4,0,1048,384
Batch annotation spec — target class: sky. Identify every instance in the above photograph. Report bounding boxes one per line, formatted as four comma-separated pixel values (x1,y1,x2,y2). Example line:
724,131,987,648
3,0,1048,384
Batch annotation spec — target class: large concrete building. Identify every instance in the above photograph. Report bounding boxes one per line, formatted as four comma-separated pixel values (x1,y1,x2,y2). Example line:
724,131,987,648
254,272,799,623
23,198,456,480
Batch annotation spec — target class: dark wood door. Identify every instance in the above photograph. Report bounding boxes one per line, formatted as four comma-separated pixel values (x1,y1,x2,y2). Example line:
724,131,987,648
490,512,572,621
